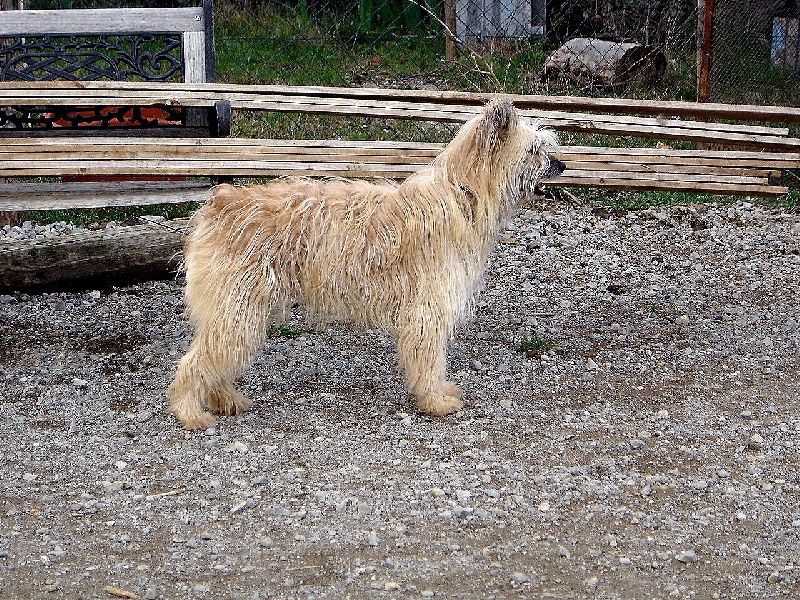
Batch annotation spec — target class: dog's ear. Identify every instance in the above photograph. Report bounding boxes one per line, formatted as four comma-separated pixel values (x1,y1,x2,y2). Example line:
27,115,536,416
477,99,518,149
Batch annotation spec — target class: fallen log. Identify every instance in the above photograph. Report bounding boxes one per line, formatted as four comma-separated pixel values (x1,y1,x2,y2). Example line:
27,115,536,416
0,218,189,293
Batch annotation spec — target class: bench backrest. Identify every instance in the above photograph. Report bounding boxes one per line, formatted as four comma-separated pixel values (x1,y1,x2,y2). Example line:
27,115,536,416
0,1,214,83
0,0,218,136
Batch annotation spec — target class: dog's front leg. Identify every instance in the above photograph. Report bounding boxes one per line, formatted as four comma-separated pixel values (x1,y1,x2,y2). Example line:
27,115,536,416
395,307,463,417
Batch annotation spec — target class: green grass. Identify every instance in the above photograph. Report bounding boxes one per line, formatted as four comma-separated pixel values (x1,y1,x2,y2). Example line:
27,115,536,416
515,336,560,358
575,189,722,212
11,202,199,228
711,37,800,108
267,325,316,339
774,187,800,211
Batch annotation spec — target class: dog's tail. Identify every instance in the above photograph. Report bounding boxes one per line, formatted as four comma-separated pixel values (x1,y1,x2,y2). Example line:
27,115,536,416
206,183,239,212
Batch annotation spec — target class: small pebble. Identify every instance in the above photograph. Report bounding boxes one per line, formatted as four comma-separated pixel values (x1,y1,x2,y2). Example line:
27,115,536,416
511,571,530,584
629,439,648,451
675,550,699,563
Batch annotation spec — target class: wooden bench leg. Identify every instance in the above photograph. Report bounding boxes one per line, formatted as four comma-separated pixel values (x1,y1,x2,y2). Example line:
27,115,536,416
212,99,233,186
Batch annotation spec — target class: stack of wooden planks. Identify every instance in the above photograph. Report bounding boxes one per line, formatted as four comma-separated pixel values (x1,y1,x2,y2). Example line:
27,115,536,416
2,82,799,291
0,137,793,212
2,81,799,150
0,81,798,208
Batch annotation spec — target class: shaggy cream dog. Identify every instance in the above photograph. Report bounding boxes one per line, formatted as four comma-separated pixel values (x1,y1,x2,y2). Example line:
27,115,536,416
168,99,564,429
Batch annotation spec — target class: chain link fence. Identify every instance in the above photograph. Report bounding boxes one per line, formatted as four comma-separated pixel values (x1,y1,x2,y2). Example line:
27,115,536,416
17,1,799,107
208,1,798,103
711,0,800,106
10,0,800,143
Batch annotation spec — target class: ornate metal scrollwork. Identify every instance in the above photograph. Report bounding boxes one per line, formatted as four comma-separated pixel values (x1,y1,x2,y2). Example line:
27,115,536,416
0,34,184,82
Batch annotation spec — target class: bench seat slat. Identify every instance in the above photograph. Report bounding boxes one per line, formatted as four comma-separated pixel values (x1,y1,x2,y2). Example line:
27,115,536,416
4,81,800,123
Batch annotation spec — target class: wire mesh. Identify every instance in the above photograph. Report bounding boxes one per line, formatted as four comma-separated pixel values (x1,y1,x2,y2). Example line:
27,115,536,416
13,0,800,144
711,0,800,106
26,0,799,108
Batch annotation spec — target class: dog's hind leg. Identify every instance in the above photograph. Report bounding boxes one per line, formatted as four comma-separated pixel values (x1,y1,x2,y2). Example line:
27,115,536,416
167,333,227,430
394,304,463,417
168,327,255,429
168,282,277,429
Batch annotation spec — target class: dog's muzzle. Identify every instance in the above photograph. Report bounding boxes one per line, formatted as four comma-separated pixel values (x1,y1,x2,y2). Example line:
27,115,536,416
535,159,567,195
545,159,567,179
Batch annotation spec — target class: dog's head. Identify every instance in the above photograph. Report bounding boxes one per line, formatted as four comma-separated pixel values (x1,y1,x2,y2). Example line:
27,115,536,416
440,99,564,202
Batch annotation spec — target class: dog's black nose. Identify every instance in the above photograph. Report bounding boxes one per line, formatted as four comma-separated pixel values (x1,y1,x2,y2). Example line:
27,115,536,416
543,159,566,180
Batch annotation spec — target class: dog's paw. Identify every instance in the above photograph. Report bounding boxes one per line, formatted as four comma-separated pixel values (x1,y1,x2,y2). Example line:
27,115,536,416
210,391,253,416
443,381,463,399
169,406,217,431
232,392,254,414
416,393,463,417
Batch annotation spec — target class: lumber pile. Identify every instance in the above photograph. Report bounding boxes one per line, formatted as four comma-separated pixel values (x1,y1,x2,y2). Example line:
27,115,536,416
1,81,798,291
2,82,800,150
0,137,793,213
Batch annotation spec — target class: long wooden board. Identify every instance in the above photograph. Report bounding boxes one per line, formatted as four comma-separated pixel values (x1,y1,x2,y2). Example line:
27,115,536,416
0,182,211,212
2,81,799,123
545,177,786,196
0,7,205,35
0,136,796,167
0,84,796,147
2,139,798,170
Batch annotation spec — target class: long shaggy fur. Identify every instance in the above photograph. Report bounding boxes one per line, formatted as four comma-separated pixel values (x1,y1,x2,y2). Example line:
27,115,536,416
168,99,562,429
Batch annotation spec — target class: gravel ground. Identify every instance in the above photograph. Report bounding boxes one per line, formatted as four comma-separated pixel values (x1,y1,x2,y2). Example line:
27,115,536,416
1,200,799,599
1,217,168,242
1,220,89,241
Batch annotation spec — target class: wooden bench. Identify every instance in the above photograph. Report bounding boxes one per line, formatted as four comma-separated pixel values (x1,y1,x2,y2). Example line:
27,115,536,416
0,0,230,210
0,81,797,211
